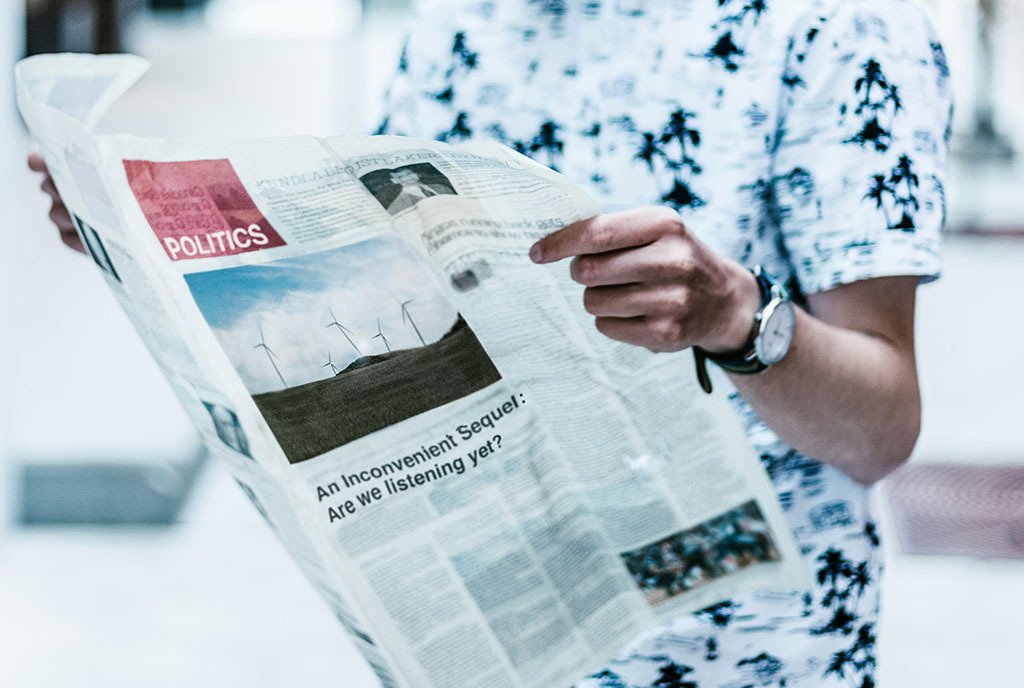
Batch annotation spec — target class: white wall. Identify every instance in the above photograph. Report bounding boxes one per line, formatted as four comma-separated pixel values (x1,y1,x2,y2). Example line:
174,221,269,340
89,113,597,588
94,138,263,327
2,4,203,520
0,0,26,527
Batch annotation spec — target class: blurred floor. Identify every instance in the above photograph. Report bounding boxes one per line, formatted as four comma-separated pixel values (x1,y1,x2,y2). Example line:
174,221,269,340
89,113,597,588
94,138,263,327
0,465,377,688
1,2,1022,687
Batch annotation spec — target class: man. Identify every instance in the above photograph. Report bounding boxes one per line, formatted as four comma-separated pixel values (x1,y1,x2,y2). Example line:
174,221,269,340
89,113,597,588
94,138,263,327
375,2,949,679
31,0,951,684
382,166,451,214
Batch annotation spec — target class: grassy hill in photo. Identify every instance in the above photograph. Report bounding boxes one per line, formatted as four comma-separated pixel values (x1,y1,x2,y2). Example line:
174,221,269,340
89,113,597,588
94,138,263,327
253,316,501,464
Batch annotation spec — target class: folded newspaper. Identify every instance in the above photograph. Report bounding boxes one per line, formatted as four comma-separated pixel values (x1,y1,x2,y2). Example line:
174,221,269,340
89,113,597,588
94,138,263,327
17,54,809,688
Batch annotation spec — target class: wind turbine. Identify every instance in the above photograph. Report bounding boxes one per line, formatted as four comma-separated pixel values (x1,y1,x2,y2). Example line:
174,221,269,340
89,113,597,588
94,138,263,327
372,318,392,352
322,350,340,375
395,296,426,346
325,307,362,355
253,324,287,388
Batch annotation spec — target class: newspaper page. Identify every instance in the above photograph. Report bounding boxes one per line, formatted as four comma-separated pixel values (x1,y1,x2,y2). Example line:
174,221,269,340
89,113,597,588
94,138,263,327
16,54,810,688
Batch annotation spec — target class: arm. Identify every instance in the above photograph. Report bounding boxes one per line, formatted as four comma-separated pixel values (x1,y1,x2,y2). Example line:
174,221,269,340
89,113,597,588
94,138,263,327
734,276,919,485
530,206,919,485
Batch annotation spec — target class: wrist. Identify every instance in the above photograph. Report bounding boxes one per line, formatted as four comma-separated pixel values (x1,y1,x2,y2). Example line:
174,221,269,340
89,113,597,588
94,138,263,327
702,262,761,354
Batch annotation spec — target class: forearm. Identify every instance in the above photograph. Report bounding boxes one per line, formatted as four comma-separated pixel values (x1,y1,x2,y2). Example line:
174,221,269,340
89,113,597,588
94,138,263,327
728,306,920,485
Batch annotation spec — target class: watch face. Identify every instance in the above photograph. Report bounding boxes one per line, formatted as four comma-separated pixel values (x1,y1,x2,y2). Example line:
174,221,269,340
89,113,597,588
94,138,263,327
756,300,796,365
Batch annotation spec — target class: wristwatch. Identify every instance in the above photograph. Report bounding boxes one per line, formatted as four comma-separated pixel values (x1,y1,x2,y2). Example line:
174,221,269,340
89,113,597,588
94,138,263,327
693,266,796,394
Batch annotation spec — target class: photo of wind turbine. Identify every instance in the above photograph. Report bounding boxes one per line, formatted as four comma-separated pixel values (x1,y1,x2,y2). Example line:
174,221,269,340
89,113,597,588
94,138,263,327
184,235,502,464
396,296,426,346
254,324,287,389
326,307,362,356
373,318,392,353
322,350,340,376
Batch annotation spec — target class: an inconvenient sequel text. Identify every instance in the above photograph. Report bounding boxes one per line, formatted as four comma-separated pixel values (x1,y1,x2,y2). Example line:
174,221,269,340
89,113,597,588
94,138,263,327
315,393,525,522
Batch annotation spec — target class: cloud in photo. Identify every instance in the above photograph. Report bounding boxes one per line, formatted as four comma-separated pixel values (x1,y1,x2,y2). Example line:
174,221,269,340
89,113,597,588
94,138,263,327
185,236,458,394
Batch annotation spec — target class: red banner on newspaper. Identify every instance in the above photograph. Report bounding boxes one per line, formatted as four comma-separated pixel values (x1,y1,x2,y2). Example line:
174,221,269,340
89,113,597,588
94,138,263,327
123,159,286,261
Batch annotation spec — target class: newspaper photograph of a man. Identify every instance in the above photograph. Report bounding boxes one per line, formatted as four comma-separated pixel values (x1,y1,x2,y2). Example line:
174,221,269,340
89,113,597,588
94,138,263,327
621,501,782,606
184,235,501,464
73,213,121,282
202,401,252,458
359,162,457,216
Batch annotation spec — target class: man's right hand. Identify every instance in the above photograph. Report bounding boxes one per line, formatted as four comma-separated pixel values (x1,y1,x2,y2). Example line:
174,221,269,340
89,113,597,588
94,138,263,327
28,147,85,253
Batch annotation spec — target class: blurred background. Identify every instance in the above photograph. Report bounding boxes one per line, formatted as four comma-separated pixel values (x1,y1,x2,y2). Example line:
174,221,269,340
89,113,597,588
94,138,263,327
0,1,1021,686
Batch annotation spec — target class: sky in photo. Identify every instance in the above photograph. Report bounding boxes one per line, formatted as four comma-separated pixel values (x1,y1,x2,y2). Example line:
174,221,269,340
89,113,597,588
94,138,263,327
185,236,459,394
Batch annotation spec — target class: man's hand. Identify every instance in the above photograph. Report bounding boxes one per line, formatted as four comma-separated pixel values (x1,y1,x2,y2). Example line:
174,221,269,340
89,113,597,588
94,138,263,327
530,206,922,483
530,207,760,354
28,147,85,253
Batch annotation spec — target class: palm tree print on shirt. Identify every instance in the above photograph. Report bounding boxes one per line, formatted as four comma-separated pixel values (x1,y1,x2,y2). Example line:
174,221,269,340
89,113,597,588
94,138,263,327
780,15,828,91
693,598,743,629
631,109,706,210
429,32,480,105
482,119,565,172
450,32,479,72
741,167,816,240
590,668,631,688
704,0,769,72
863,153,920,231
530,120,566,171
812,547,878,687
824,624,877,688
439,111,474,142
652,662,699,688
736,652,787,686
842,58,902,152
528,0,569,27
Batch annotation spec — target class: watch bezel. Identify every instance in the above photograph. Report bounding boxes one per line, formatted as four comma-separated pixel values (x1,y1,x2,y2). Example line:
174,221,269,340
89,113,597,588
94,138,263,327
695,266,794,386
754,297,795,365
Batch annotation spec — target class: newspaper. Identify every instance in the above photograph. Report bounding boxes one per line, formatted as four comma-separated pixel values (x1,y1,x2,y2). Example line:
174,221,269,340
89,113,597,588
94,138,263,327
17,54,809,688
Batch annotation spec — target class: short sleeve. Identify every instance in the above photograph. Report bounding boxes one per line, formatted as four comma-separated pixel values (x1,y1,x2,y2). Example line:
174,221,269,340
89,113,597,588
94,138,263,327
771,0,953,295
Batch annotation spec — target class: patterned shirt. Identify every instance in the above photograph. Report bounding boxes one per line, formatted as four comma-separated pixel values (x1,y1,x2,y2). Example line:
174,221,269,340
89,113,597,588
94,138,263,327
378,1,952,685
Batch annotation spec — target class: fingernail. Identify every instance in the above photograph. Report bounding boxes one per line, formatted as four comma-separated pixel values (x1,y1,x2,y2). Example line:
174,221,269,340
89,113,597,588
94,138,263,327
529,242,543,263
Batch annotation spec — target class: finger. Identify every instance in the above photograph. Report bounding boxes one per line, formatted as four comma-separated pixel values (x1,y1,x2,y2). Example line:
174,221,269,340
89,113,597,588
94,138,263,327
60,227,86,253
595,316,689,352
570,239,693,287
530,206,683,263
40,175,58,199
583,284,688,318
28,148,48,173
49,202,75,232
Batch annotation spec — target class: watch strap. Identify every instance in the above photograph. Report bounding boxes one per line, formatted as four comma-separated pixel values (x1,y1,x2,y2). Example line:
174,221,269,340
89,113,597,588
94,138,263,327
692,267,777,394
693,347,714,394
693,338,768,395
706,348,770,374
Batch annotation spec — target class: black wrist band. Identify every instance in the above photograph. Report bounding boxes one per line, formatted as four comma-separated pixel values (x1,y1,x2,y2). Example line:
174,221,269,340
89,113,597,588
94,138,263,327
692,268,775,394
